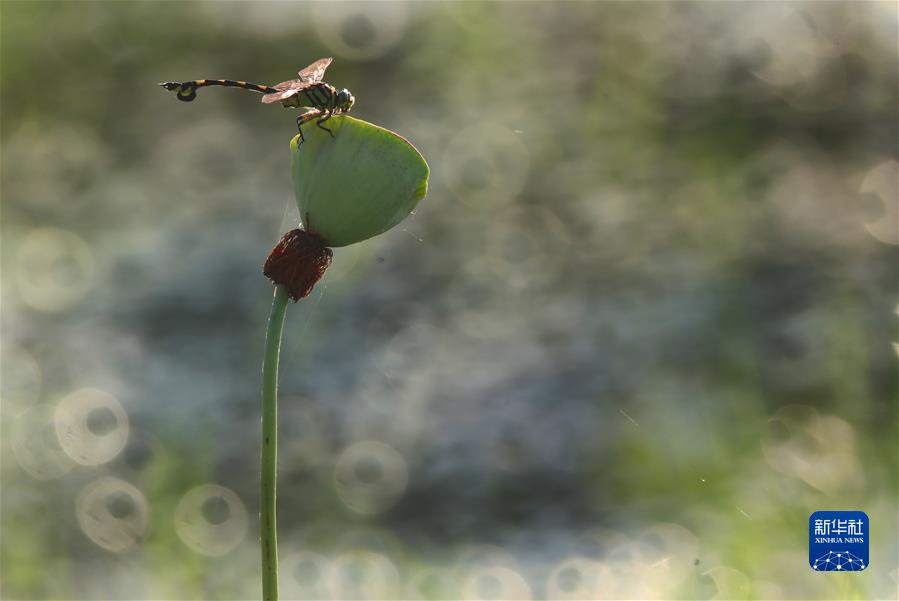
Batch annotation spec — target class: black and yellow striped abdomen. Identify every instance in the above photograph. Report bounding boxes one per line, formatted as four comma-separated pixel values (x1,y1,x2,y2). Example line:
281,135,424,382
159,79,276,102
197,80,272,93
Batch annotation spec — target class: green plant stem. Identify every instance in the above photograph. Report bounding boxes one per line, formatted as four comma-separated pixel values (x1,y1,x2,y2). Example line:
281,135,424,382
261,284,289,601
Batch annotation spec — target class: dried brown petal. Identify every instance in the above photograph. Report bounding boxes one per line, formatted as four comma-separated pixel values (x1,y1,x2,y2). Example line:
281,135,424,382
263,229,332,301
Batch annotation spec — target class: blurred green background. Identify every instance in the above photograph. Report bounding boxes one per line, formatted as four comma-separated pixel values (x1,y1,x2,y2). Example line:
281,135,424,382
2,2,897,599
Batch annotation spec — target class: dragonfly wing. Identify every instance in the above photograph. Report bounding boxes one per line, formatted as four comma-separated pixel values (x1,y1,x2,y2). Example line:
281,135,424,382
261,80,307,104
260,59,332,104
297,58,332,83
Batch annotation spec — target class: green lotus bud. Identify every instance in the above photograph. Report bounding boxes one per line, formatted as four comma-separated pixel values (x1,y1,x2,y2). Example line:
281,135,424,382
290,115,429,247
265,115,428,300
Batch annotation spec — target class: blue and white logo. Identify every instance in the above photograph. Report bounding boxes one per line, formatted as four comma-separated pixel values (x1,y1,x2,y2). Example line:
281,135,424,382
809,511,868,571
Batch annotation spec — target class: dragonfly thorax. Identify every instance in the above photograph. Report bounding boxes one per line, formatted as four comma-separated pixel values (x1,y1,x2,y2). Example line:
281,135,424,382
281,84,354,117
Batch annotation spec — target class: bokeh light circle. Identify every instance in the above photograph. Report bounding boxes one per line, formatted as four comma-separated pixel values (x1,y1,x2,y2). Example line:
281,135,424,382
405,567,456,600
738,4,843,111
442,122,530,209
702,566,751,600
762,405,863,493
15,227,95,312
453,544,519,576
484,212,556,291
462,566,533,601
281,550,333,600
577,527,634,561
328,549,401,600
174,484,248,556
747,6,829,85
54,387,129,466
75,477,148,552
546,558,603,600
115,429,166,482
860,160,899,245
314,3,407,61
11,405,73,480
334,440,409,515
637,522,700,580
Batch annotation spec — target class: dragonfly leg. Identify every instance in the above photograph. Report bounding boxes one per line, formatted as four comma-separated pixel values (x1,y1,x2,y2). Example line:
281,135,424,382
294,117,306,146
295,108,323,146
316,111,335,138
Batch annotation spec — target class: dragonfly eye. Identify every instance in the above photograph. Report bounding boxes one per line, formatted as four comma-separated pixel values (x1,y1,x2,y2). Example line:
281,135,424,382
337,89,355,111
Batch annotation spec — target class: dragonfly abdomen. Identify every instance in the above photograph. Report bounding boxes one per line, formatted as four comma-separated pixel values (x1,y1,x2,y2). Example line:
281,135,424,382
158,79,276,102
196,80,274,94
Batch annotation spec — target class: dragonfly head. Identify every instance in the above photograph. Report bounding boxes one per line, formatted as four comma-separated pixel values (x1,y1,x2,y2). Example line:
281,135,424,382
336,88,355,112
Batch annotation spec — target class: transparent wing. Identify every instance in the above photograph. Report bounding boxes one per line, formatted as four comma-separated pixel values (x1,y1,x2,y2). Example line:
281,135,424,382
296,58,332,83
261,81,306,104
260,58,333,104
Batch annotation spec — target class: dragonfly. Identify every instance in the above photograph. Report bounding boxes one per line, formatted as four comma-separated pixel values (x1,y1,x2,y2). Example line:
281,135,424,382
158,58,355,143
